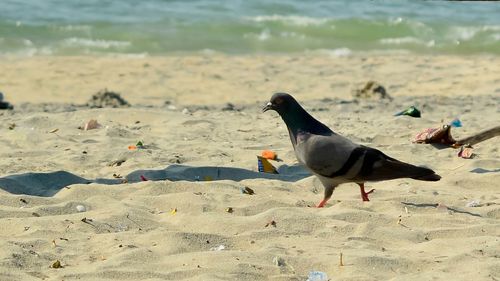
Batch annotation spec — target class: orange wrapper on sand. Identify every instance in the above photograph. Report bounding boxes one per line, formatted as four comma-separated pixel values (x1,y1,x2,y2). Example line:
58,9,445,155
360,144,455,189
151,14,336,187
261,150,282,161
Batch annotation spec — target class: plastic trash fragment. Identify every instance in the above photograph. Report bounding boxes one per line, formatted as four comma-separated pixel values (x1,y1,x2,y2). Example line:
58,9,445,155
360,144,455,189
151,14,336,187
75,205,86,212
210,244,225,251
0,92,13,110
273,256,286,267
458,145,474,159
261,150,282,162
170,208,177,215
307,271,328,281
140,175,148,181
51,260,63,269
257,156,278,174
413,125,456,145
450,118,462,128
394,106,421,118
265,220,277,227
240,186,255,195
85,119,100,130
466,200,480,207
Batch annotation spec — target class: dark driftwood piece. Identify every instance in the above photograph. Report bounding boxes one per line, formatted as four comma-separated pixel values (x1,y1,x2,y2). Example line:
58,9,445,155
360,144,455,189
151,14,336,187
414,125,500,148
454,125,500,147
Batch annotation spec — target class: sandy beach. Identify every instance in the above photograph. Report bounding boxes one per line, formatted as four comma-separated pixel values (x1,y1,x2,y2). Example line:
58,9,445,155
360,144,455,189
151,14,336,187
0,54,499,281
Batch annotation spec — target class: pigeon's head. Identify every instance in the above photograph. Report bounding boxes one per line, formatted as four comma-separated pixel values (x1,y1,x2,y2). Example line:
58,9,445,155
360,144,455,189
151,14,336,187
262,93,298,115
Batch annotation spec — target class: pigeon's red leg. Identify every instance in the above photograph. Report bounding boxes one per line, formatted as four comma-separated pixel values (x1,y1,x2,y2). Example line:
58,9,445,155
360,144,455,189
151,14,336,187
317,198,329,208
317,186,335,208
358,183,374,202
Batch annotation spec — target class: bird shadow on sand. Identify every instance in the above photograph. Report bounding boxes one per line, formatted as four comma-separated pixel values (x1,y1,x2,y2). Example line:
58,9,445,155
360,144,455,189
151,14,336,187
0,164,311,197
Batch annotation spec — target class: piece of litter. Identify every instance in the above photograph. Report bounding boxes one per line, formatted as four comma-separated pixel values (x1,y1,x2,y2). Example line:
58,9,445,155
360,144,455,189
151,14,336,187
83,119,100,130
466,200,481,207
225,207,234,213
394,106,421,118
265,220,277,228
108,158,126,167
307,271,328,281
340,252,344,266
210,244,225,251
49,128,59,133
128,145,137,150
257,156,278,174
272,256,286,267
240,186,255,195
450,118,462,128
458,145,474,159
261,150,282,162
414,125,455,145
51,260,62,269
75,205,86,212
140,175,148,181
170,208,177,215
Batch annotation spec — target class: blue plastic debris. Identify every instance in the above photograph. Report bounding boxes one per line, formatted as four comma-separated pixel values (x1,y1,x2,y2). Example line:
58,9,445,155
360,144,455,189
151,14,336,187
307,271,328,281
450,118,462,127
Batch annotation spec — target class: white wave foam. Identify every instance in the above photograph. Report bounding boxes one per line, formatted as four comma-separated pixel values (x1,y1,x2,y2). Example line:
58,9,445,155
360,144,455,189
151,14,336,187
55,25,92,32
313,48,352,57
23,39,33,46
388,17,403,25
379,37,424,45
62,37,131,49
451,27,478,41
246,15,329,26
279,31,305,39
448,25,500,42
482,25,500,32
0,47,53,57
243,29,272,41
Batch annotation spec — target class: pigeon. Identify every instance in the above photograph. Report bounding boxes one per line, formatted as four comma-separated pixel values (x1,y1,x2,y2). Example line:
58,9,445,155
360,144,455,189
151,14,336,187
263,93,441,207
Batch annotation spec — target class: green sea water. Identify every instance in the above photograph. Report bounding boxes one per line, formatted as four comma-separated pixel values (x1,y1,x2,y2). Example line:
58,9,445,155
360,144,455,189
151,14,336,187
1,0,499,56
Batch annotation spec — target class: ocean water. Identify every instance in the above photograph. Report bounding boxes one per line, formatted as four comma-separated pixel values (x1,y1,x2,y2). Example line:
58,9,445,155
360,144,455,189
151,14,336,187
1,0,499,56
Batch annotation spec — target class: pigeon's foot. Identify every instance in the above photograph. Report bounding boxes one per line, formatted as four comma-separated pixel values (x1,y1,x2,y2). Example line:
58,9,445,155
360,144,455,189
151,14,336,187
358,183,374,202
316,198,329,208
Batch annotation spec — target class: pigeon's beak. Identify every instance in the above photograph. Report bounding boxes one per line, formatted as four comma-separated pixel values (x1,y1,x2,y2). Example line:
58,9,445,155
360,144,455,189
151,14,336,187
262,102,273,112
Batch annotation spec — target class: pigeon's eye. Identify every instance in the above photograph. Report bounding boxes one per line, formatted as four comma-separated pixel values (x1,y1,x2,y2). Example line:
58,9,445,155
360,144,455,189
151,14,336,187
274,98,283,105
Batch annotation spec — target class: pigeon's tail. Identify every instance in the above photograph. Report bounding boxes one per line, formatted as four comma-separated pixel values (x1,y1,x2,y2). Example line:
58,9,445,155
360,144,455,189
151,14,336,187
410,167,441,181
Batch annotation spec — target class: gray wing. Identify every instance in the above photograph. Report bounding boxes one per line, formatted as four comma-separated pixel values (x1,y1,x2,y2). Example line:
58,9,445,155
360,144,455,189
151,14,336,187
294,133,361,177
295,134,439,182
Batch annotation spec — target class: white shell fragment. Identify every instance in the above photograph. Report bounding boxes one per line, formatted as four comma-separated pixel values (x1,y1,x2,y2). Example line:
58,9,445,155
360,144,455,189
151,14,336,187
76,205,87,212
